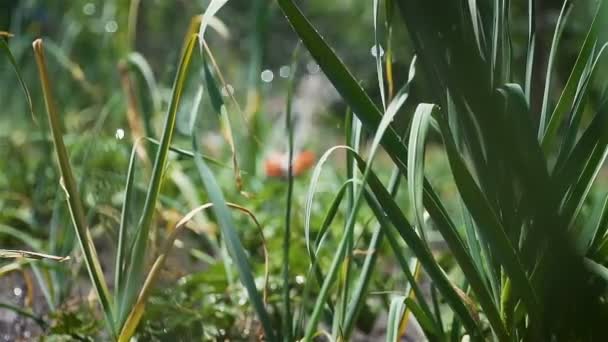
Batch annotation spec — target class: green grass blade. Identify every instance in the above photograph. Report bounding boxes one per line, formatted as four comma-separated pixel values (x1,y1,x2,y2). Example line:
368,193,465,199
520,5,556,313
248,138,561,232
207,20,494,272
407,103,436,243
32,38,115,334
386,296,406,342
114,139,140,309
282,46,299,341
117,32,198,328
373,0,387,110
538,0,572,139
191,134,277,341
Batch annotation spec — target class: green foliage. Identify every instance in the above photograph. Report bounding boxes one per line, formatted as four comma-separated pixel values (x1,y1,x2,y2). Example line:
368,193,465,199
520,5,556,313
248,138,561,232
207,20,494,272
2,0,608,341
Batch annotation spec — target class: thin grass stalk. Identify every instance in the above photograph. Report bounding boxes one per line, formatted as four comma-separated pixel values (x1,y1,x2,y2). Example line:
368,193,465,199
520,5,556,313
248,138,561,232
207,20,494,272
282,45,299,342
114,139,141,310
524,0,535,102
32,38,115,334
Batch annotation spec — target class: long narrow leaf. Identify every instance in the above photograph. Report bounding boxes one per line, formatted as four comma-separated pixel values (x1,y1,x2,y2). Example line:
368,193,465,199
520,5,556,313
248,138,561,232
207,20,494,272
32,39,115,334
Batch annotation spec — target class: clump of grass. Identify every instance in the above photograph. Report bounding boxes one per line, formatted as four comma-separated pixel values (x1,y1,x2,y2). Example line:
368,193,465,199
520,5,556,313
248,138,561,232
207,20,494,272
278,0,608,339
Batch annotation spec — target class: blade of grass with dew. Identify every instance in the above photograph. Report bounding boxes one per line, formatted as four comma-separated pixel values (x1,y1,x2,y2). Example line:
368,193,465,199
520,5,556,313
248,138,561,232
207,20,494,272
190,133,276,341
32,38,115,334
117,33,197,329
0,38,35,123
542,0,605,153
538,0,573,139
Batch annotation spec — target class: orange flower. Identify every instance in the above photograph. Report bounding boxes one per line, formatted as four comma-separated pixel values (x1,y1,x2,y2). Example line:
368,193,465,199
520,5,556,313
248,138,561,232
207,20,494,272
264,150,316,178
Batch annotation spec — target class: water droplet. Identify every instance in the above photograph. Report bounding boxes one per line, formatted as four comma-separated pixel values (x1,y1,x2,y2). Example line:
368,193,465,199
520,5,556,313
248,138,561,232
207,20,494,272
13,287,22,297
371,44,384,58
260,69,274,83
105,20,118,33
83,3,96,15
221,84,234,97
306,61,320,74
279,65,291,78
295,275,305,284
115,128,125,140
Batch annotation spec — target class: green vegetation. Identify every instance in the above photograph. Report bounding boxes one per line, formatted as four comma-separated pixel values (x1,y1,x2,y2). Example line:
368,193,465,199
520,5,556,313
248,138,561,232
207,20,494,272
2,0,608,340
